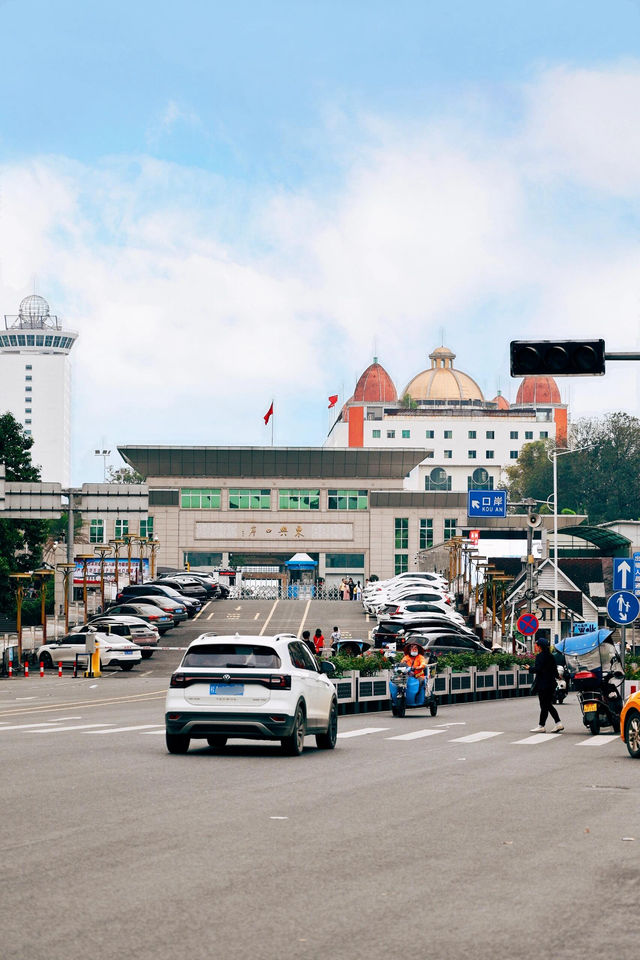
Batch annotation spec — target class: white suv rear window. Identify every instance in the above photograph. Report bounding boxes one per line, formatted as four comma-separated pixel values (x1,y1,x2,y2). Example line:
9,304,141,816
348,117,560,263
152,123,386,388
182,644,281,669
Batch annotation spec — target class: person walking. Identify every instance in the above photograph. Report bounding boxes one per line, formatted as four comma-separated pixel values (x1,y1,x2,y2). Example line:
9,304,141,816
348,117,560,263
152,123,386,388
355,581,362,601
342,579,350,601
527,637,564,733
348,577,355,600
331,626,341,646
313,628,325,656
301,630,315,655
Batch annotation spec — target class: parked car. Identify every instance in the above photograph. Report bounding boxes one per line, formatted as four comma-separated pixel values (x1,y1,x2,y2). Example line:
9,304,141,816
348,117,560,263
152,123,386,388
372,617,476,648
405,632,488,655
157,573,221,598
38,629,142,671
382,601,465,625
150,577,209,600
377,595,455,619
620,687,640,758
365,584,452,614
79,615,160,658
106,602,174,634
112,584,201,616
127,594,188,624
164,634,338,755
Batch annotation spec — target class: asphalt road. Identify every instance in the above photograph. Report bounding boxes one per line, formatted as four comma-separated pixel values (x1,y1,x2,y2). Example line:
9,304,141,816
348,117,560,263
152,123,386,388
1,661,639,960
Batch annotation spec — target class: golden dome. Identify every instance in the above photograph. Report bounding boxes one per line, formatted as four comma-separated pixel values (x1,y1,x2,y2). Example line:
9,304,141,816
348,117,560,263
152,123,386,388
403,346,484,402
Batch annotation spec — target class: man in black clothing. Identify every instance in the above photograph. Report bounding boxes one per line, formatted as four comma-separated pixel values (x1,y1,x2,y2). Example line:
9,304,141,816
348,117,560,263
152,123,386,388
301,630,315,655
527,637,564,733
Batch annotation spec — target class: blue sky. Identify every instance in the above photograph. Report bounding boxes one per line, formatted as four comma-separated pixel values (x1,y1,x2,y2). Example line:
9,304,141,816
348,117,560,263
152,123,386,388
2,0,640,481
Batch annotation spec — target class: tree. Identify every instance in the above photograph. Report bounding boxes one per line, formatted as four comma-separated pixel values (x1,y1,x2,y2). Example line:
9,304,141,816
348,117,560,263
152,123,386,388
0,413,48,613
106,465,145,484
401,393,417,410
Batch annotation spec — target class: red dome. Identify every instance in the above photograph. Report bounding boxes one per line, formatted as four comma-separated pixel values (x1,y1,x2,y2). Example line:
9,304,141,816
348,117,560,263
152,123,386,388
352,359,397,403
492,393,510,410
515,376,561,405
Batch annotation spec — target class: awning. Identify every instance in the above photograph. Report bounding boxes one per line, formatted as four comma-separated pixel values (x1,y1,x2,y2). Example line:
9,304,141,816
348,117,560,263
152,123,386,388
285,553,317,569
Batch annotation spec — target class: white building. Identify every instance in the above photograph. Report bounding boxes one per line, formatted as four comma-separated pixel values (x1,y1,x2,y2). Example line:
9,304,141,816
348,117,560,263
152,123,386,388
0,295,78,486
324,345,569,493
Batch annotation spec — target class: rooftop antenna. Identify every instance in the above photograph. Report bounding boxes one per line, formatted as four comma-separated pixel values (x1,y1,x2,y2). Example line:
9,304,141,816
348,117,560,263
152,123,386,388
440,326,445,346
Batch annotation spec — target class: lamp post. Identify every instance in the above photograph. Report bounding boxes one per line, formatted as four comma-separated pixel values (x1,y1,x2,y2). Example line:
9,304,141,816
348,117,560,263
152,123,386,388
149,538,160,579
123,534,134,584
75,554,94,623
93,545,111,612
9,572,32,665
57,562,76,634
136,537,147,584
548,444,593,645
94,448,111,481
33,568,54,644
109,539,124,593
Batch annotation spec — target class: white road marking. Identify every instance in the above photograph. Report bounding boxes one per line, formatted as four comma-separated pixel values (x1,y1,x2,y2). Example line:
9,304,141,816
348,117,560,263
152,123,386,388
259,599,279,636
235,606,241,611
142,730,165,735
577,735,618,747
85,725,163,735
15,697,36,701
35,723,114,733
254,612,260,620
386,729,444,741
435,722,466,727
0,720,83,731
450,731,503,743
206,613,215,620
512,733,562,744
297,598,312,637
337,727,390,739
193,604,207,621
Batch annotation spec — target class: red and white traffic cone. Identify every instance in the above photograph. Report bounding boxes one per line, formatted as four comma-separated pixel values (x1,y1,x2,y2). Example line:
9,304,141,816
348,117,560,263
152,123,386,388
40,661,44,678
58,661,63,678
8,660,13,678
24,660,29,678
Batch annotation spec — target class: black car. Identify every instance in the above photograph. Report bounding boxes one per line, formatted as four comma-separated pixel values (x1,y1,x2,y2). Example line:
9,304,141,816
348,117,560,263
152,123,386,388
372,618,475,648
159,573,229,599
150,577,209,600
111,584,202,617
405,631,488,655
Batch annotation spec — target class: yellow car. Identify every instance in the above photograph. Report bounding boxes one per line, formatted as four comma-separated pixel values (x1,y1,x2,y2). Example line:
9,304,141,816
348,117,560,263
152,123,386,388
620,687,640,758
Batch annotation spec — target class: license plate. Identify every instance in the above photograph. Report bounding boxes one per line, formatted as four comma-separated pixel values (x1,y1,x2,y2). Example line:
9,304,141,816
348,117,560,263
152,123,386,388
124,650,134,655
210,683,244,696
583,702,597,712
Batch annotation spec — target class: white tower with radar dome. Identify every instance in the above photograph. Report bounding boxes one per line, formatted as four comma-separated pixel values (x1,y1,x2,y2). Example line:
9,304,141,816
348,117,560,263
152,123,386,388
1,295,78,485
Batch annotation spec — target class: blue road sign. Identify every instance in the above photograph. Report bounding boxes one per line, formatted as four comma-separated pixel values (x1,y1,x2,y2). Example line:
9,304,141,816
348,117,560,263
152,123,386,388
467,490,507,518
613,557,634,592
634,552,640,597
607,590,640,626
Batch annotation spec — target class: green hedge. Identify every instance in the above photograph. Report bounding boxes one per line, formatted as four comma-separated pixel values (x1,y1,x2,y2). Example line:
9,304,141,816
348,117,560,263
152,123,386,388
328,650,535,677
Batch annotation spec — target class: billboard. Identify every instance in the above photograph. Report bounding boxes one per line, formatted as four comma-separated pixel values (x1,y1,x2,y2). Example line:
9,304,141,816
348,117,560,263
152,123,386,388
73,558,150,585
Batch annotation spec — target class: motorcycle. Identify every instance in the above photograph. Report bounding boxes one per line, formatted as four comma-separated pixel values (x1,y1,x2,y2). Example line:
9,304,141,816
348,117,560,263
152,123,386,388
556,629,624,735
389,661,438,718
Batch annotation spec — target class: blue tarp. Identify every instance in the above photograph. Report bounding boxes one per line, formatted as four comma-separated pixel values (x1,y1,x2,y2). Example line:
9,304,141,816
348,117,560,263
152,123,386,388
555,628,613,657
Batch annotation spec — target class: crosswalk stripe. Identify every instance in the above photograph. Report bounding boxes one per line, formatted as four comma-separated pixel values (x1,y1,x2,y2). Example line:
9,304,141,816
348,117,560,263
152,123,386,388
386,729,444,741
512,733,562,744
0,718,84,731
450,731,502,743
142,730,166,735
35,724,114,733
337,727,390,739
84,725,164,735
577,735,618,747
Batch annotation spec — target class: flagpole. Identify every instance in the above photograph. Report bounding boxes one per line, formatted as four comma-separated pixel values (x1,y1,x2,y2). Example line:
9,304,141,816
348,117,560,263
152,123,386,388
271,399,274,447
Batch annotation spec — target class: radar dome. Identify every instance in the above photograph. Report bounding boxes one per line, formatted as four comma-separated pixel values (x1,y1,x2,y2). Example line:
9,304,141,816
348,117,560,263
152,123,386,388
18,295,52,329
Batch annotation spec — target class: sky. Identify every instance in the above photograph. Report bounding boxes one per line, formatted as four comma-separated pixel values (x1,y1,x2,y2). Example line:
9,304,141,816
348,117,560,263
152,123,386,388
2,0,640,482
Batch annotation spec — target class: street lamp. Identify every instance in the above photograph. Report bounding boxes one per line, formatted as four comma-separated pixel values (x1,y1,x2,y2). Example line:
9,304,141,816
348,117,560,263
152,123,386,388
136,537,148,584
9,572,32,665
548,444,593,645
148,537,160,579
109,539,124,593
56,562,76,634
93,545,111,612
33,568,54,644
75,554,95,623
122,534,135,584
94,448,111,481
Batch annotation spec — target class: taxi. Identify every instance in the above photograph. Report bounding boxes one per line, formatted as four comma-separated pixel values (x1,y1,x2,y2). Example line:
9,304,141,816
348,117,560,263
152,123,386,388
620,684,640,758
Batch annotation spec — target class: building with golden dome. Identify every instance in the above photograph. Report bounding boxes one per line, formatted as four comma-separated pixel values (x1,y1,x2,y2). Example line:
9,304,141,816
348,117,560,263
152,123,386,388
325,344,568,496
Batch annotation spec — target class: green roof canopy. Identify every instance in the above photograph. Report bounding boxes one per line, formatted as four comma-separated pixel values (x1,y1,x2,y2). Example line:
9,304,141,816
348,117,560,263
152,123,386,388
560,525,631,556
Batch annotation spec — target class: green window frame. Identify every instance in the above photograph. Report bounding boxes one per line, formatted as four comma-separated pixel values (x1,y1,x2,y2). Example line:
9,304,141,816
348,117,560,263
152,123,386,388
278,489,320,510
510,431,519,439
419,519,433,550
468,450,477,459
395,518,408,550
444,430,453,439
180,488,221,509
444,519,458,540
425,430,434,439
525,431,533,440
394,554,409,575
386,430,395,439
401,429,410,439
468,430,476,439
328,489,368,511
89,519,104,544
486,430,495,439
114,519,128,538
372,429,381,438
325,553,365,569
140,517,154,538
228,488,271,510
540,431,549,439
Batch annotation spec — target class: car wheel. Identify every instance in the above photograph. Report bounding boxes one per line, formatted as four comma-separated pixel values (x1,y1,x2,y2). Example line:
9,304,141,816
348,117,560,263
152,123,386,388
429,699,438,717
40,651,53,668
207,736,227,749
166,732,190,754
316,701,338,750
120,663,135,671
625,711,640,758
281,705,306,756
141,650,153,660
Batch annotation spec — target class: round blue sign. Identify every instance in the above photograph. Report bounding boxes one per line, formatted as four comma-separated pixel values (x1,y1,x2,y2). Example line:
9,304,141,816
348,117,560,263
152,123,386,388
517,613,539,635
607,590,640,626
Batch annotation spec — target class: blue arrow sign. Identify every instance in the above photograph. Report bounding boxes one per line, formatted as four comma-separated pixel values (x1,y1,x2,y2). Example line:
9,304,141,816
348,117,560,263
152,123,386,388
467,490,507,518
634,552,640,597
607,590,640,626
613,557,633,592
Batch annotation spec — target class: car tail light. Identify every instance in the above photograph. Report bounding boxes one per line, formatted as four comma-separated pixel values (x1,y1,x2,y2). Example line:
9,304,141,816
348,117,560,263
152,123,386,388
575,671,596,680
170,673,187,687
268,675,292,689
445,597,451,605
148,614,159,620
269,715,287,723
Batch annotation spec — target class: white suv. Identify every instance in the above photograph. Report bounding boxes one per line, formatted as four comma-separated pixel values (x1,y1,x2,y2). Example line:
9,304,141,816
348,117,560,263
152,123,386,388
165,634,338,756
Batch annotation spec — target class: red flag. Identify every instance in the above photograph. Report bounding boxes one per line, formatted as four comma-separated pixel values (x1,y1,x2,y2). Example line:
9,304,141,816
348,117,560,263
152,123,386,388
328,395,338,409
264,402,274,424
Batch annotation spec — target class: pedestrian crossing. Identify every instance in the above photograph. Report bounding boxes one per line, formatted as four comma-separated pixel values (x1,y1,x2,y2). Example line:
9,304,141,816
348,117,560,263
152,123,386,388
0,716,624,749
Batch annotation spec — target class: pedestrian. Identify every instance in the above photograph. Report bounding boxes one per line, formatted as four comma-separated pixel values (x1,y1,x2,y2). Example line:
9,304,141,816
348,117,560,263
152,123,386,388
355,581,362,601
526,637,564,733
301,630,315,655
331,626,341,645
313,628,325,656
342,579,350,601
348,577,355,600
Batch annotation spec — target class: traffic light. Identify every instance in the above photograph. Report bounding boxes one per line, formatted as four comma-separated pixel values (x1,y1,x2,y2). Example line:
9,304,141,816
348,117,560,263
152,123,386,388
510,340,606,377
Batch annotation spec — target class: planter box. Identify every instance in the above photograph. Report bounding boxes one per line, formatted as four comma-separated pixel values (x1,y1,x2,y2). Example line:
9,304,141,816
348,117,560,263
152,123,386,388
475,667,497,694
358,672,389,702
450,669,473,694
497,669,517,691
434,669,449,698
518,670,534,691
331,671,357,705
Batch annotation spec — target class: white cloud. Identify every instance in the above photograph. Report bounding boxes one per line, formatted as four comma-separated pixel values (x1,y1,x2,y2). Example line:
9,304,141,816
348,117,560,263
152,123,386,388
3,62,640,480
